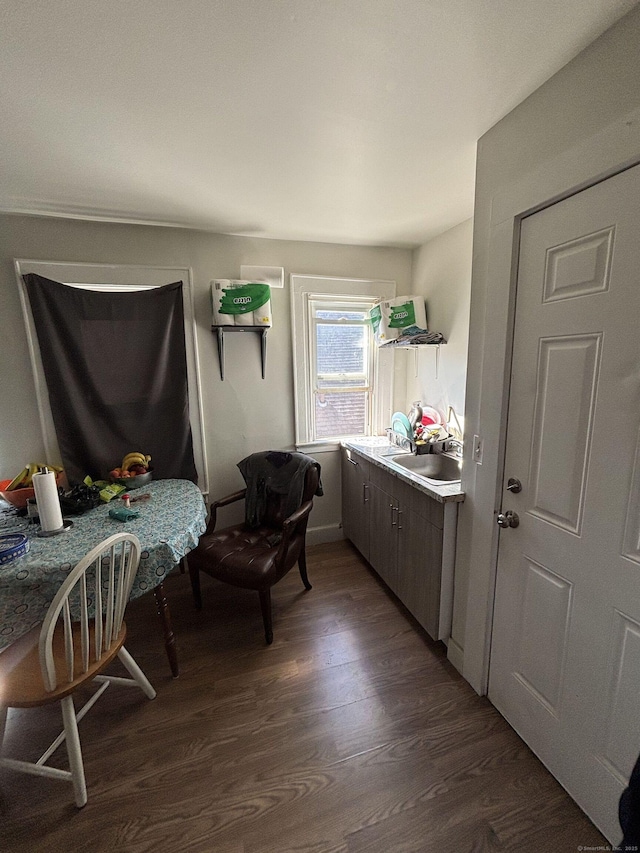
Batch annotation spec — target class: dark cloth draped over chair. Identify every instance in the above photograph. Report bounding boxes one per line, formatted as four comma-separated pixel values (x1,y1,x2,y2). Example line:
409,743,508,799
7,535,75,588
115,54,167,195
188,451,322,644
239,450,323,529
23,274,197,486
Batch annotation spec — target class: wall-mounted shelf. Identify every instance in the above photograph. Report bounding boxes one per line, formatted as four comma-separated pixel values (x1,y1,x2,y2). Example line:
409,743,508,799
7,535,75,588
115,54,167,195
212,325,268,380
380,336,447,378
378,335,447,349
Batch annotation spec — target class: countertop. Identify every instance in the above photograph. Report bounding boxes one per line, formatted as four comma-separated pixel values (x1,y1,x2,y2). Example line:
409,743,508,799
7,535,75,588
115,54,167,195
342,438,465,504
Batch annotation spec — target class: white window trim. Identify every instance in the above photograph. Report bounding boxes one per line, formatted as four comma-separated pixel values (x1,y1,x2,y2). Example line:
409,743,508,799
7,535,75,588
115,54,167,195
14,259,209,496
291,274,396,450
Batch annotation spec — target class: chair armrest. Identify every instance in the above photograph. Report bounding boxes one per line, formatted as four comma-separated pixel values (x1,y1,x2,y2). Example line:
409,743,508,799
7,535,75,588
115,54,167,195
282,498,313,531
205,488,247,534
275,498,314,564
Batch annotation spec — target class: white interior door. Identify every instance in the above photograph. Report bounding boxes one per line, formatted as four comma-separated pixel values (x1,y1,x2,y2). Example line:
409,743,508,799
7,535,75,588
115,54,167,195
489,163,640,842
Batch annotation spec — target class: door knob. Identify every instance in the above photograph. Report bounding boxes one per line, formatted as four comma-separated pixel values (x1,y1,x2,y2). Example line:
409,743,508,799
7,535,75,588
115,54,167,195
497,510,520,528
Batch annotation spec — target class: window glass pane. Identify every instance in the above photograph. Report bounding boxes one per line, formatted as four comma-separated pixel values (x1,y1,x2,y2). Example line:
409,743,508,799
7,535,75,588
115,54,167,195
316,324,367,375
316,309,368,321
315,391,367,438
317,376,367,390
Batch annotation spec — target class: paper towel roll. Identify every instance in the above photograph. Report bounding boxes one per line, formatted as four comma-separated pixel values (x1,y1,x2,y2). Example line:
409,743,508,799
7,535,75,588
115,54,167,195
32,470,63,532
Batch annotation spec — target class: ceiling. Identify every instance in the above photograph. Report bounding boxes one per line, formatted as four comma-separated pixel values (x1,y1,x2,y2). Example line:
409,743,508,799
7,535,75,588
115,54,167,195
0,1,637,247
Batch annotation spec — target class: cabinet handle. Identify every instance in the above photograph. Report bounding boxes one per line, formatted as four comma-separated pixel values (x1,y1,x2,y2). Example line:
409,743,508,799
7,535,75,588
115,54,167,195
347,457,359,467
390,504,398,526
363,483,369,503
397,509,403,531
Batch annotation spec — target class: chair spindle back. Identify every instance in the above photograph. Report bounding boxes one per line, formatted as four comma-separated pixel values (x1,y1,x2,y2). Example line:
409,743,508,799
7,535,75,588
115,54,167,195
38,533,142,692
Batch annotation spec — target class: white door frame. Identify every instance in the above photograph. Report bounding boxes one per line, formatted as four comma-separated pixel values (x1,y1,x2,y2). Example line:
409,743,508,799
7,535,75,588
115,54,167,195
462,106,640,695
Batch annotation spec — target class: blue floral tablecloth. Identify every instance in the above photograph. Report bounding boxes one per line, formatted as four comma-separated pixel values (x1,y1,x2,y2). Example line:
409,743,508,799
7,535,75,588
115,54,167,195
0,478,207,650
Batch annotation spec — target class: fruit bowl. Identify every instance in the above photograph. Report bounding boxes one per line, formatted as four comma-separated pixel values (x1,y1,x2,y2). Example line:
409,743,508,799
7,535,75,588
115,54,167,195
0,475,63,509
109,469,153,490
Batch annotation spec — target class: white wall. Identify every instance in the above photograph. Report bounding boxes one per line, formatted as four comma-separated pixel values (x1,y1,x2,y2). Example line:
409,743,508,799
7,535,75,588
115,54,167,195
406,218,472,422
458,3,640,692
0,214,412,541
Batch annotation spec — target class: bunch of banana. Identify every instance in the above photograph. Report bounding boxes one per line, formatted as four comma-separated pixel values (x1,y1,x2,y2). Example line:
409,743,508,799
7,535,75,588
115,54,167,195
109,452,152,479
122,452,151,472
5,462,63,491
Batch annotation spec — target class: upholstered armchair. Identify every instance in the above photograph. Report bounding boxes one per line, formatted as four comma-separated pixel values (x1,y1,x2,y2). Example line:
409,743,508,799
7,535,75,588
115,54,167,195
188,452,321,644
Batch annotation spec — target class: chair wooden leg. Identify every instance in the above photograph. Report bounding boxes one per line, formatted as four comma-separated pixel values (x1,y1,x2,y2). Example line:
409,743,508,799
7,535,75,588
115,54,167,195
189,561,203,610
298,549,312,590
117,646,157,700
60,695,87,808
153,582,180,678
258,588,274,645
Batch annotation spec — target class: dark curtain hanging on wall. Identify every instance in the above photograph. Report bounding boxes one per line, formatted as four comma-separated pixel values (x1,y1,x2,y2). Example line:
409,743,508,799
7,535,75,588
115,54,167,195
24,274,198,486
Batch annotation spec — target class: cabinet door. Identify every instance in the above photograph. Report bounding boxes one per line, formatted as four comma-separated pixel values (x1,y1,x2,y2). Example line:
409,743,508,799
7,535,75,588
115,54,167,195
368,481,398,593
341,449,370,560
396,506,443,639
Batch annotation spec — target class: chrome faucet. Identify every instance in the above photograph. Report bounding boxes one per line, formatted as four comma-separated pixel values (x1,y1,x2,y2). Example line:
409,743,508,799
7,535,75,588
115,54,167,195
446,438,464,457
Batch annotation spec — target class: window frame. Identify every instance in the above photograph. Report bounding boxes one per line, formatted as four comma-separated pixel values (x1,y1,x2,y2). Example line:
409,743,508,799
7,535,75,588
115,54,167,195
309,295,376,441
291,274,396,451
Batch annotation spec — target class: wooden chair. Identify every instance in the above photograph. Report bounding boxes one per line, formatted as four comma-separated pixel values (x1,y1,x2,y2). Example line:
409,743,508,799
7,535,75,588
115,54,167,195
0,532,156,808
188,457,320,644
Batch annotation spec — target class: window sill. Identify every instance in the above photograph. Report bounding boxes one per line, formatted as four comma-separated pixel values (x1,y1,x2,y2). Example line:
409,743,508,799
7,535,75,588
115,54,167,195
296,441,342,454
296,436,386,454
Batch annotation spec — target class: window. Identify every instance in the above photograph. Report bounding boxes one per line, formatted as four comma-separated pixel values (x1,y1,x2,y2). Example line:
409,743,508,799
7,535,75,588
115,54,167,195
291,275,395,448
312,296,374,439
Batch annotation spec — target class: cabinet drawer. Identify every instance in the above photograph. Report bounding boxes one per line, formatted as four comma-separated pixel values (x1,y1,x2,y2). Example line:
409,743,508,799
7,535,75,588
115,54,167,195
369,462,444,529
342,447,370,481
368,460,393,491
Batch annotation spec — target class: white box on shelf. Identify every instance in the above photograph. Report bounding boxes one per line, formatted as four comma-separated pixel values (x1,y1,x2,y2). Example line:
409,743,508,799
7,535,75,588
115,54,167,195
211,280,273,327
369,296,427,346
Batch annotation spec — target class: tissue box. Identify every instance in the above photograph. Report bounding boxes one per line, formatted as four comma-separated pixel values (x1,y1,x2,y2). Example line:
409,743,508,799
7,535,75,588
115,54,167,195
370,296,427,345
211,280,273,327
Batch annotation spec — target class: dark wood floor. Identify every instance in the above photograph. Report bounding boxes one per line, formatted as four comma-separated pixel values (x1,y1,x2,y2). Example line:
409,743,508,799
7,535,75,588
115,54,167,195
1,540,608,852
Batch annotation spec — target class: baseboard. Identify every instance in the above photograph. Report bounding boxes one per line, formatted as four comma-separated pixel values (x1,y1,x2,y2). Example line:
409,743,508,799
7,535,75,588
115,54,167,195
307,523,344,547
447,637,464,675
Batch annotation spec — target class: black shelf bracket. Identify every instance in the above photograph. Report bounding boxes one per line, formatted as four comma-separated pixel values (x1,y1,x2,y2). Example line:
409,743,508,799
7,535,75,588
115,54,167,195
212,325,268,380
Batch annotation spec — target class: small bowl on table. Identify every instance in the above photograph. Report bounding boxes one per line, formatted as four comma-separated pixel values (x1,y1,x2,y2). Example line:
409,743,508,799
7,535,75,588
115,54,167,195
109,469,153,490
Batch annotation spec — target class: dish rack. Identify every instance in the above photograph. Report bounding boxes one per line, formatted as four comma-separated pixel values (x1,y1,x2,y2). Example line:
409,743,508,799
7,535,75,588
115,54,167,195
386,428,417,453
385,428,450,455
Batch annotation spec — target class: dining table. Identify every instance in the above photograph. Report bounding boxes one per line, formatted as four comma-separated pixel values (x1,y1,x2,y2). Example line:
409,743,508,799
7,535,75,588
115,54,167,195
0,478,207,677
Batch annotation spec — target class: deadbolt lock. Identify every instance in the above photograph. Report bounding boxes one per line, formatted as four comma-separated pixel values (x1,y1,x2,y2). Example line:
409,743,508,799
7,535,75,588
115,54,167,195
497,510,520,529
506,478,522,493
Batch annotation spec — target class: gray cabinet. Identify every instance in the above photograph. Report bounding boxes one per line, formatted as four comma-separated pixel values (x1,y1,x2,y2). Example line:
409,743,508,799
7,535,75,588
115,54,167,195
341,447,370,561
342,447,448,640
368,480,399,592
396,502,443,640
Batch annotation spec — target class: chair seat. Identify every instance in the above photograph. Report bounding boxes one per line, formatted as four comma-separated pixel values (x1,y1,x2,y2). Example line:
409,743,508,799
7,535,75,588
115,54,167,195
0,621,127,708
188,524,283,589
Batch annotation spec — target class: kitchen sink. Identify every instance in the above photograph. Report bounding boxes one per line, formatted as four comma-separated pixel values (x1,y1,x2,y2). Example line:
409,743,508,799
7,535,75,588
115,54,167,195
391,452,462,482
